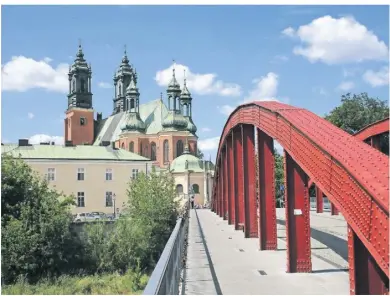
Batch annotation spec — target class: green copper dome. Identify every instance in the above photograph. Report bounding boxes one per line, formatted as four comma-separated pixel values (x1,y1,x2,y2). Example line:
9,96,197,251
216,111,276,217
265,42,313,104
185,116,197,134
167,68,181,95
170,146,204,173
162,110,188,130
180,79,192,100
70,44,90,72
121,112,146,132
126,77,139,95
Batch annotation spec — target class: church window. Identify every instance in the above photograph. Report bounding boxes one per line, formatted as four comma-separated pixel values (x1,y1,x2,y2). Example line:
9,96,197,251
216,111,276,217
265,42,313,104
72,80,76,92
176,184,183,194
150,142,156,161
119,84,122,96
140,143,143,156
80,78,85,92
121,142,125,149
192,184,200,194
129,141,134,152
130,99,135,110
80,117,86,126
163,140,169,163
176,140,184,157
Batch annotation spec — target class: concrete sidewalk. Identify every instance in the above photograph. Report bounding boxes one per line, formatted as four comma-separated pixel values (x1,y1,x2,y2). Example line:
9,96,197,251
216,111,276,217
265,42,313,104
182,209,349,295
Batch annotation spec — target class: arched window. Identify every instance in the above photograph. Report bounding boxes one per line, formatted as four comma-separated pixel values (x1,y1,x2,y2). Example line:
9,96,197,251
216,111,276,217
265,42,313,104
121,142,125,149
176,140,184,157
119,84,122,96
130,99,135,110
140,143,143,156
72,80,76,92
192,184,200,194
80,78,85,92
163,140,169,163
129,142,134,152
151,142,157,161
176,184,183,194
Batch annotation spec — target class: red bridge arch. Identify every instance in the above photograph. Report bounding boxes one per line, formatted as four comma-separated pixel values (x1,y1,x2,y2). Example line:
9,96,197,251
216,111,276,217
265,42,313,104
211,101,389,295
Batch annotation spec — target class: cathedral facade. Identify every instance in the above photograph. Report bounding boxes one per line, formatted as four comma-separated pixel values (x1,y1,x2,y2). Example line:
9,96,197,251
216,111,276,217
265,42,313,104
64,45,199,169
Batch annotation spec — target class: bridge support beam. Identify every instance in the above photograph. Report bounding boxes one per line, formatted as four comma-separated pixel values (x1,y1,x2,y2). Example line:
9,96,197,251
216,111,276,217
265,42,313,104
223,147,228,220
257,129,277,250
218,163,223,218
315,185,324,213
348,226,389,295
233,126,245,231
284,151,312,273
221,155,225,219
227,133,235,225
242,124,258,238
331,203,339,215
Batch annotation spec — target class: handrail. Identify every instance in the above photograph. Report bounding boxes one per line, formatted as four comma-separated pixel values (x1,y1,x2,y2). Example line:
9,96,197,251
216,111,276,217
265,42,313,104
143,202,189,295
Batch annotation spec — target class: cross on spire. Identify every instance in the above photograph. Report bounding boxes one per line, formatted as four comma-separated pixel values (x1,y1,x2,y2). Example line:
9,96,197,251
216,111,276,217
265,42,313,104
124,44,127,55
78,38,82,48
172,59,176,76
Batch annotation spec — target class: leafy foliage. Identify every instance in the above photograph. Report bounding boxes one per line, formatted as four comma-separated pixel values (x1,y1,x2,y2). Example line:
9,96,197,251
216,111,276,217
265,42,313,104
1,155,85,284
274,149,285,207
324,92,389,134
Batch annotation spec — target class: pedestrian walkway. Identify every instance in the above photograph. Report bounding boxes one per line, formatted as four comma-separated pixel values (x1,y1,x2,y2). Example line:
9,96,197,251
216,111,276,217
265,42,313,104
182,209,349,295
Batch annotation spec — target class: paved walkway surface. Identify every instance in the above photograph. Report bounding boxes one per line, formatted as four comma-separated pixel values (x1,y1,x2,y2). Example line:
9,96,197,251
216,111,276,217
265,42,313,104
182,209,349,295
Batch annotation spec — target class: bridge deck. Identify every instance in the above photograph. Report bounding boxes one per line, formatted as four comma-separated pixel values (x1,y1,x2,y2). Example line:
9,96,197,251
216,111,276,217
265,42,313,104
183,209,349,295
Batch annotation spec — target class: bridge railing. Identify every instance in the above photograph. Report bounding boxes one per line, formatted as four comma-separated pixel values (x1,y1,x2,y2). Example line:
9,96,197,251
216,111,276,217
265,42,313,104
143,201,189,295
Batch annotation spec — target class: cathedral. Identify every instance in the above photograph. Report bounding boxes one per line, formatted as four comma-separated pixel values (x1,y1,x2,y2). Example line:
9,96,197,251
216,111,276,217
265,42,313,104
64,44,199,169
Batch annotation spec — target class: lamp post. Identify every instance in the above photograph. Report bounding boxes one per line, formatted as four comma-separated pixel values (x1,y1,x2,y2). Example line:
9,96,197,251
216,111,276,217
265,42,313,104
113,193,116,219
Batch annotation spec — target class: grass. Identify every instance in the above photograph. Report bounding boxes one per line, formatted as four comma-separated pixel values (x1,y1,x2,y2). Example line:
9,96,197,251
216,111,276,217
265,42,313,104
2,270,149,295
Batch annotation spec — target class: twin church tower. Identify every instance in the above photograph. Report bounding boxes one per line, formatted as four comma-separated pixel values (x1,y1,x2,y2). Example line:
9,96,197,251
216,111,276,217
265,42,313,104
65,44,199,168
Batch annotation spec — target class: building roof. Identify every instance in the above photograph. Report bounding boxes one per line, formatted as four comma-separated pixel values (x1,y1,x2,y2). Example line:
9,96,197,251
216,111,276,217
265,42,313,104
1,144,149,161
169,147,214,173
94,99,170,145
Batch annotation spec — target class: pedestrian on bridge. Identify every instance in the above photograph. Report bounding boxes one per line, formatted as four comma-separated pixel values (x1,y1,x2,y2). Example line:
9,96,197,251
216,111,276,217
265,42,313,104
190,195,195,209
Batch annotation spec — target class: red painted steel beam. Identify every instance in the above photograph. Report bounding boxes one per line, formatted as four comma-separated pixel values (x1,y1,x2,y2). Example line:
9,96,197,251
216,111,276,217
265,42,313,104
242,124,258,238
354,117,389,142
331,203,339,216
348,226,389,294
213,101,389,278
284,151,312,273
220,156,225,218
227,133,235,225
257,129,277,250
315,186,324,213
233,125,245,231
223,147,229,220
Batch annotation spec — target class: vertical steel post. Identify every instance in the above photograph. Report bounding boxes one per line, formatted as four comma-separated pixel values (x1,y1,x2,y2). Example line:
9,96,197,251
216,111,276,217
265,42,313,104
223,148,228,220
315,186,324,213
331,203,339,216
284,151,312,273
233,125,245,231
348,226,389,294
227,134,235,225
242,124,258,238
257,129,277,250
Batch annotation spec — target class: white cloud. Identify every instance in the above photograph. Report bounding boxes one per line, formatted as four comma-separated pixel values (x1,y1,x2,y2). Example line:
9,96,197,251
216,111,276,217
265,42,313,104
274,140,284,154
243,72,279,102
98,82,112,89
201,127,211,132
43,57,53,63
312,86,327,96
337,81,355,91
29,134,64,145
283,15,388,64
363,66,389,87
218,72,280,116
27,112,35,119
155,63,241,97
218,104,236,116
198,137,220,151
2,56,69,93
282,27,295,37
271,55,289,63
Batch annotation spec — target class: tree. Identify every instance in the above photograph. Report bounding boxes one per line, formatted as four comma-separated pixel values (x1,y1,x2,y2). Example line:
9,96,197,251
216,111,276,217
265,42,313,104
123,168,178,271
324,92,389,154
1,155,85,284
274,149,285,207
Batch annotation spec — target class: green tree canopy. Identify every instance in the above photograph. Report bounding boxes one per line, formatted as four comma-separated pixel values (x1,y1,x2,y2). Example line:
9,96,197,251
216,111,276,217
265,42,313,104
1,155,85,284
324,92,389,134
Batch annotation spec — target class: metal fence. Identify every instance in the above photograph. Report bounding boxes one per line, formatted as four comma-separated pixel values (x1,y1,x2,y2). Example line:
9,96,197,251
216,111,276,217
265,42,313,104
143,206,189,295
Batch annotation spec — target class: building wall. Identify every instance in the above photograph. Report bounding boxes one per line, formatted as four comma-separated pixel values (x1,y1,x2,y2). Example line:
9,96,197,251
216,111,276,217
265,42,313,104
173,172,213,206
65,108,95,145
23,159,151,215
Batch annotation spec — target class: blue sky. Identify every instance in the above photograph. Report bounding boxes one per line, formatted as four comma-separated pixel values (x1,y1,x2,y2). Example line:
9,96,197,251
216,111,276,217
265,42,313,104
2,5,389,160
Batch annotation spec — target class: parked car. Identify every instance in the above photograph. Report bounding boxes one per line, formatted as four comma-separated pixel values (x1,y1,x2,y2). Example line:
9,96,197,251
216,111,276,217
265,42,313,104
74,212,101,222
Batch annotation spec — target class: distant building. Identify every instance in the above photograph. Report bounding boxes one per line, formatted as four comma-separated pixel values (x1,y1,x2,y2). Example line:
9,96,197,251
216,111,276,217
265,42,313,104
2,44,214,212
2,142,151,214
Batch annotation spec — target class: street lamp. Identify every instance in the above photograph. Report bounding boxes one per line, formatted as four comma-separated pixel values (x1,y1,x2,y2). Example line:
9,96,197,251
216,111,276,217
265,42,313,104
113,193,116,219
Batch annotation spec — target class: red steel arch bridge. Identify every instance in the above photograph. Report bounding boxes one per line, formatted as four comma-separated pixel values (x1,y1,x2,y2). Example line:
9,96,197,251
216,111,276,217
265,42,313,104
211,101,389,295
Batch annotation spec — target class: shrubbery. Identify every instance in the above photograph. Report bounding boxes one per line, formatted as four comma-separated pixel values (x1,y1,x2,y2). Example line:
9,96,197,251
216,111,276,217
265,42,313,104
1,155,178,294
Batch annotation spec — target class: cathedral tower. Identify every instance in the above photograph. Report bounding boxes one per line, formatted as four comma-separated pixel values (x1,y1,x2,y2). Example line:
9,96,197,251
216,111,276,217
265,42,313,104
64,43,94,145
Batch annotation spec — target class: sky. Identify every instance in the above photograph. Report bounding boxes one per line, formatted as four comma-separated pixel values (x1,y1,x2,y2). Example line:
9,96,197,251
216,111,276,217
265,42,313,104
1,5,389,161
